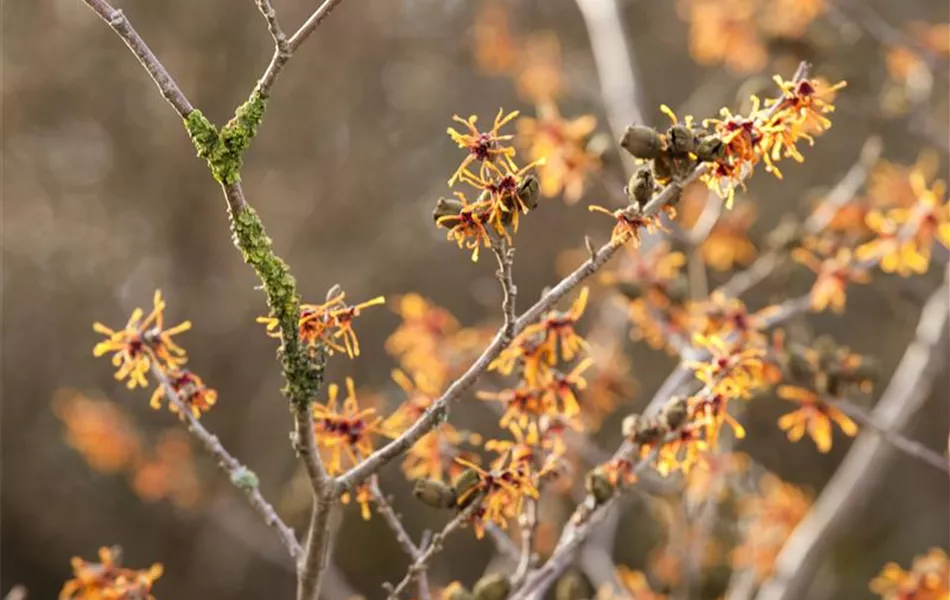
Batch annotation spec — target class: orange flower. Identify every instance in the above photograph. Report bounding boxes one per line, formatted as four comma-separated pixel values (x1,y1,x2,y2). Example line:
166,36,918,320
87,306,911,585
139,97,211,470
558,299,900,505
53,388,143,474
149,369,218,418
472,1,518,76
435,192,494,262
855,210,929,276
597,566,666,600
776,385,858,453
257,290,384,358
312,378,388,477
517,102,600,203
760,0,826,39
867,151,940,209
589,204,668,247
447,108,519,186
792,245,870,313
689,392,746,449
401,426,478,483
131,430,200,508
520,287,590,364
541,357,595,421
687,333,768,397
490,329,551,388
478,384,548,431
93,290,190,389
60,546,163,600
733,474,810,581
516,32,563,104
454,457,538,538
676,0,766,74
870,547,950,600
459,158,542,237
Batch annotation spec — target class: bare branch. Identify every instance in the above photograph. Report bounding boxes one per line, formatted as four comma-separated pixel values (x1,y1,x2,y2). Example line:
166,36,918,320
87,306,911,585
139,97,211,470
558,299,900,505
257,0,349,95
252,0,290,51
370,478,423,560
386,504,482,600
491,239,518,345
150,365,301,559
753,265,950,600
511,497,538,588
80,0,194,117
574,0,645,177
833,399,950,474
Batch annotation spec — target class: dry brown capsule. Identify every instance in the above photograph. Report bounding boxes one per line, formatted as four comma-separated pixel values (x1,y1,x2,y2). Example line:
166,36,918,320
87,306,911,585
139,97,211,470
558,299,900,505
627,167,655,207
659,395,689,432
622,413,642,440
451,467,482,509
695,134,725,162
517,175,541,212
413,479,457,509
632,418,663,446
433,197,465,225
473,573,511,600
585,468,614,506
667,124,696,155
555,571,592,600
620,124,664,160
615,281,644,300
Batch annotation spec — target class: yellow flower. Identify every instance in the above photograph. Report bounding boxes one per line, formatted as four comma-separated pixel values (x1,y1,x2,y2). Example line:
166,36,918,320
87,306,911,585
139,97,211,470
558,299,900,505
687,333,768,397
870,547,950,600
257,290,384,358
589,204,668,247
93,290,191,389
447,108,519,186
312,377,388,476
776,385,858,453
792,244,870,313
149,369,218,418
435,192,494,262
733,474,810,581
517,102,600,203
60,546,163,600
520,286,590,365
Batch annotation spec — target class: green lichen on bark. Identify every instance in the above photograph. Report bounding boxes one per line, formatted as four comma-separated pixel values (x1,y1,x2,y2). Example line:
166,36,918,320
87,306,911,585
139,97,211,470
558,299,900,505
230,207,322,408
183,91,267,185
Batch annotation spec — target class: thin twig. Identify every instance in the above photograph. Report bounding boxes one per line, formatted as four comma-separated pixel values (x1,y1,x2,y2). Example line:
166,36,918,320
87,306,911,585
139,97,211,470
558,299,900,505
80,0,194,117
491,239,518,345
386,504,481,599
252,0,289,51
368,477,432,600
150,364,301,559
511,497,538,587
753,265,950,600
574,0,645,178
832,399,950,474
257,0,349,96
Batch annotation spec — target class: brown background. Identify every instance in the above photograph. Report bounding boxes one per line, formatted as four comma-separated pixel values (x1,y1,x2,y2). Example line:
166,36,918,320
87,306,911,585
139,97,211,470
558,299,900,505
2,0,948,598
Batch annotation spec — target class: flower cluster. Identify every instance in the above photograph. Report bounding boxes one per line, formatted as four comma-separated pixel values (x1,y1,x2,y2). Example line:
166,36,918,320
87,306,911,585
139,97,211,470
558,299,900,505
677,0,826,74
93,291,217,419
732,474,811,581
60,546,163,600
312,378,390,519
434,109,541,261
257,288,384,358
870,547,950,600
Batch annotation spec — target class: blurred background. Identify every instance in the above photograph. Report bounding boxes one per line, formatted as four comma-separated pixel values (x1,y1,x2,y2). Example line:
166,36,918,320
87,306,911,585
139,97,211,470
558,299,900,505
2,0,948,598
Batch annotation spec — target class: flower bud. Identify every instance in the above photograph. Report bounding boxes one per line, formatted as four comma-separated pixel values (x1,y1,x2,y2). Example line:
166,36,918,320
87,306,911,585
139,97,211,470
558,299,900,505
621,413,642,440
659,395,689,432
451,468,482,509
695,135,725,162
627,168,655,207
433,197,465,224
517,175,541,212
473,573,511,600
555,571,591,600
412,479,457,509
620,124,663,160
585,468,615,506
667,124,696,155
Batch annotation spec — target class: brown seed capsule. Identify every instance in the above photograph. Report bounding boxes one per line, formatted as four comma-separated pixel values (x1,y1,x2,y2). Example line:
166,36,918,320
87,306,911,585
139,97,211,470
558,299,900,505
667,124,696,155
446,586,476,600
620,124,664,160
473,573,511,600
451,468,482,509
651,152,675,185
517,175,541,212
695,135,725,162
627,168,655,207
555,571,591,600
622,413,642,440
413,479,457,509
659,395,689,432
433,197,464,224
585,468,614,506
615,281,643,300
632,419,663,445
